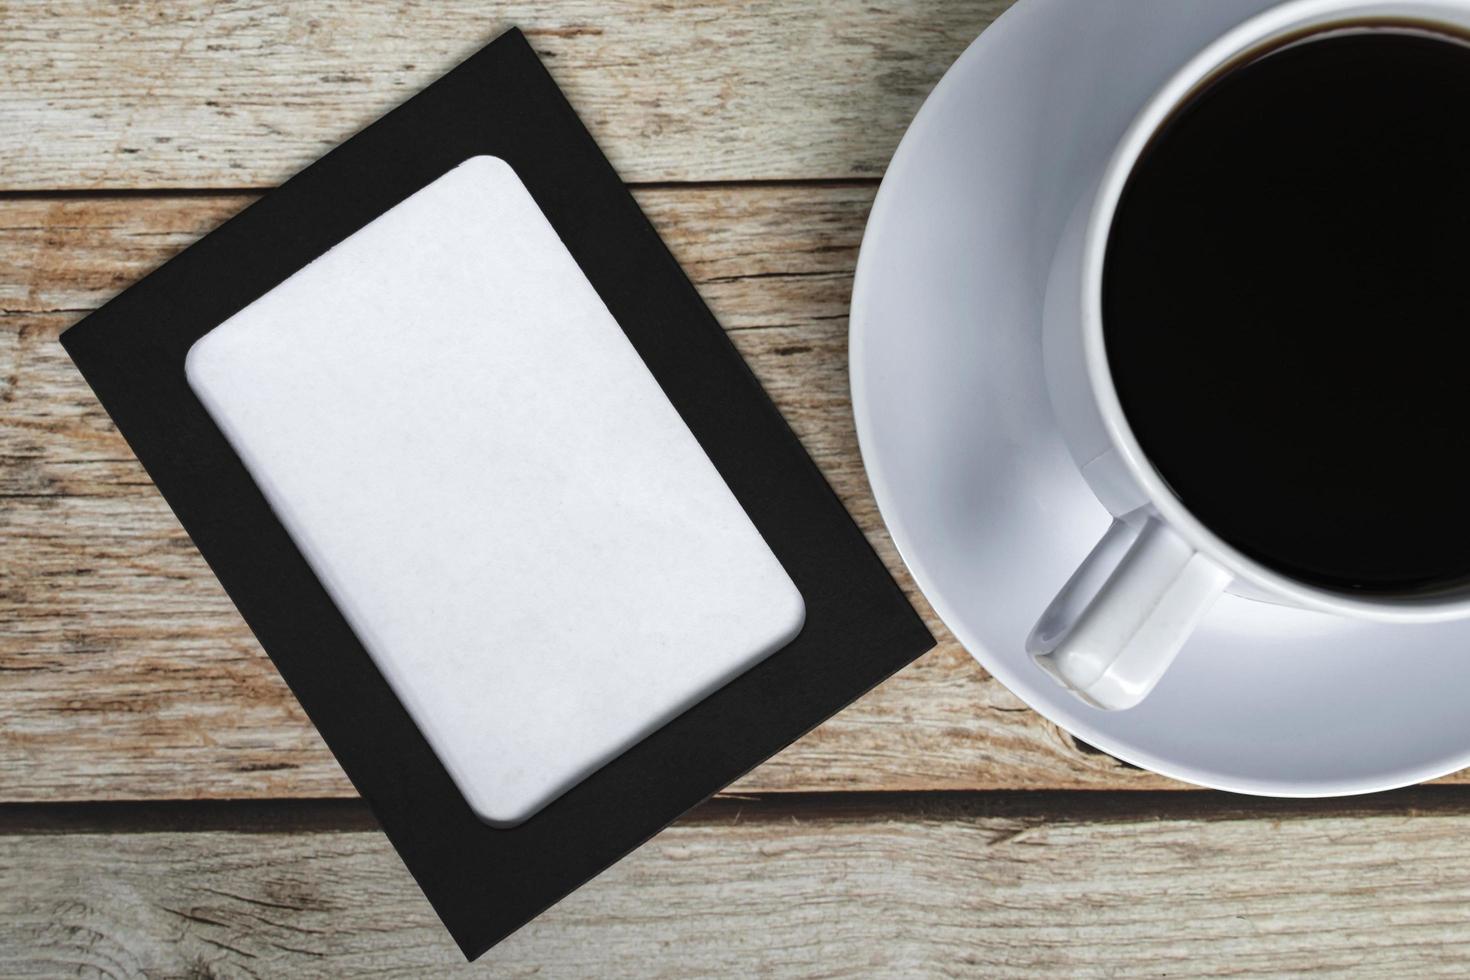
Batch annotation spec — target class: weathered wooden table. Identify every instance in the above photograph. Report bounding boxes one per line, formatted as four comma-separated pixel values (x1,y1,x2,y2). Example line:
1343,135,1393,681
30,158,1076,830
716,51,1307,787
4,2,1470,975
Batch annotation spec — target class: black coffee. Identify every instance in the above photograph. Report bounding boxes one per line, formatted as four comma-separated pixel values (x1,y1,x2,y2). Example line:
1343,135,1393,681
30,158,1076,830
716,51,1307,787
1104,25,1470,595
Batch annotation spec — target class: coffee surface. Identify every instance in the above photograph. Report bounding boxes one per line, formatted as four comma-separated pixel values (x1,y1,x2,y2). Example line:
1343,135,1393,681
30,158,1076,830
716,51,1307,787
1104,26,1470,594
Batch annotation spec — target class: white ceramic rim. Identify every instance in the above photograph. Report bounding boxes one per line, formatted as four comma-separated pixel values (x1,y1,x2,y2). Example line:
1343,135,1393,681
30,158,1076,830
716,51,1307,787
1081,0,1470,623
850,0,1470,796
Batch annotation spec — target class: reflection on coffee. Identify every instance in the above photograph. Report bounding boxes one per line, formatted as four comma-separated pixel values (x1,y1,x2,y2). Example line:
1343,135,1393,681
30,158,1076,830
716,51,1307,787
1104,25,1470,594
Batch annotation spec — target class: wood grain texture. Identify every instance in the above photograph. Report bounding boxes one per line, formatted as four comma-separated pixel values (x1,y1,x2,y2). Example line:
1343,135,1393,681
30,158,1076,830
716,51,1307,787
4,794,1470,976
5,4,1452,974
0,0,1010,191
0,188,1175,801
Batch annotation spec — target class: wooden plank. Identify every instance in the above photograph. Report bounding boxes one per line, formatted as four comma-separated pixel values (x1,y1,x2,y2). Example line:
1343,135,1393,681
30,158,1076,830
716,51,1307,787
0,188,1165,800
0,0,1010,191
4,794,1470,975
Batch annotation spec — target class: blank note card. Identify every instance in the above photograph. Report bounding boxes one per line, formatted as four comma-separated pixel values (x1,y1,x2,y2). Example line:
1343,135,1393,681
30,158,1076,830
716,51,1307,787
185,156,805,827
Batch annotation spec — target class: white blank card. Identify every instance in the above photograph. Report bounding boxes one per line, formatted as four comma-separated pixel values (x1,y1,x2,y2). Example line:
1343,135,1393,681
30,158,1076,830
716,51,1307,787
185,156,805,827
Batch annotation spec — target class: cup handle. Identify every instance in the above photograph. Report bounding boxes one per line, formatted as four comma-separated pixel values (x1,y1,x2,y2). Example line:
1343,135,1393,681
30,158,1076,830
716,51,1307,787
1028,515,1230,710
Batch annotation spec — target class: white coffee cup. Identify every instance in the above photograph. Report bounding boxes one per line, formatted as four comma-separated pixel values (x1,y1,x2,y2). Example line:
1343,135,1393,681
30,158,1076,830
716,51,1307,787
1029,0,1470,712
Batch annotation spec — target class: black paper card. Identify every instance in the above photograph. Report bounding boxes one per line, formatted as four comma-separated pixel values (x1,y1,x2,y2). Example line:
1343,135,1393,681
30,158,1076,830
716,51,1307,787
60,28,934,959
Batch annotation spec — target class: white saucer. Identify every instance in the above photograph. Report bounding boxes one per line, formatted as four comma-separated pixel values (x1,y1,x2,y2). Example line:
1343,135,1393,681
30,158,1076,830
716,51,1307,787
850,0,1470,797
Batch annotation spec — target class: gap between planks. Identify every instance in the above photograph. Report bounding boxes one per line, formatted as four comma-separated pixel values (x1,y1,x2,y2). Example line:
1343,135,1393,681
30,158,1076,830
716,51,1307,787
8,787,1470,835
0,178,885,202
